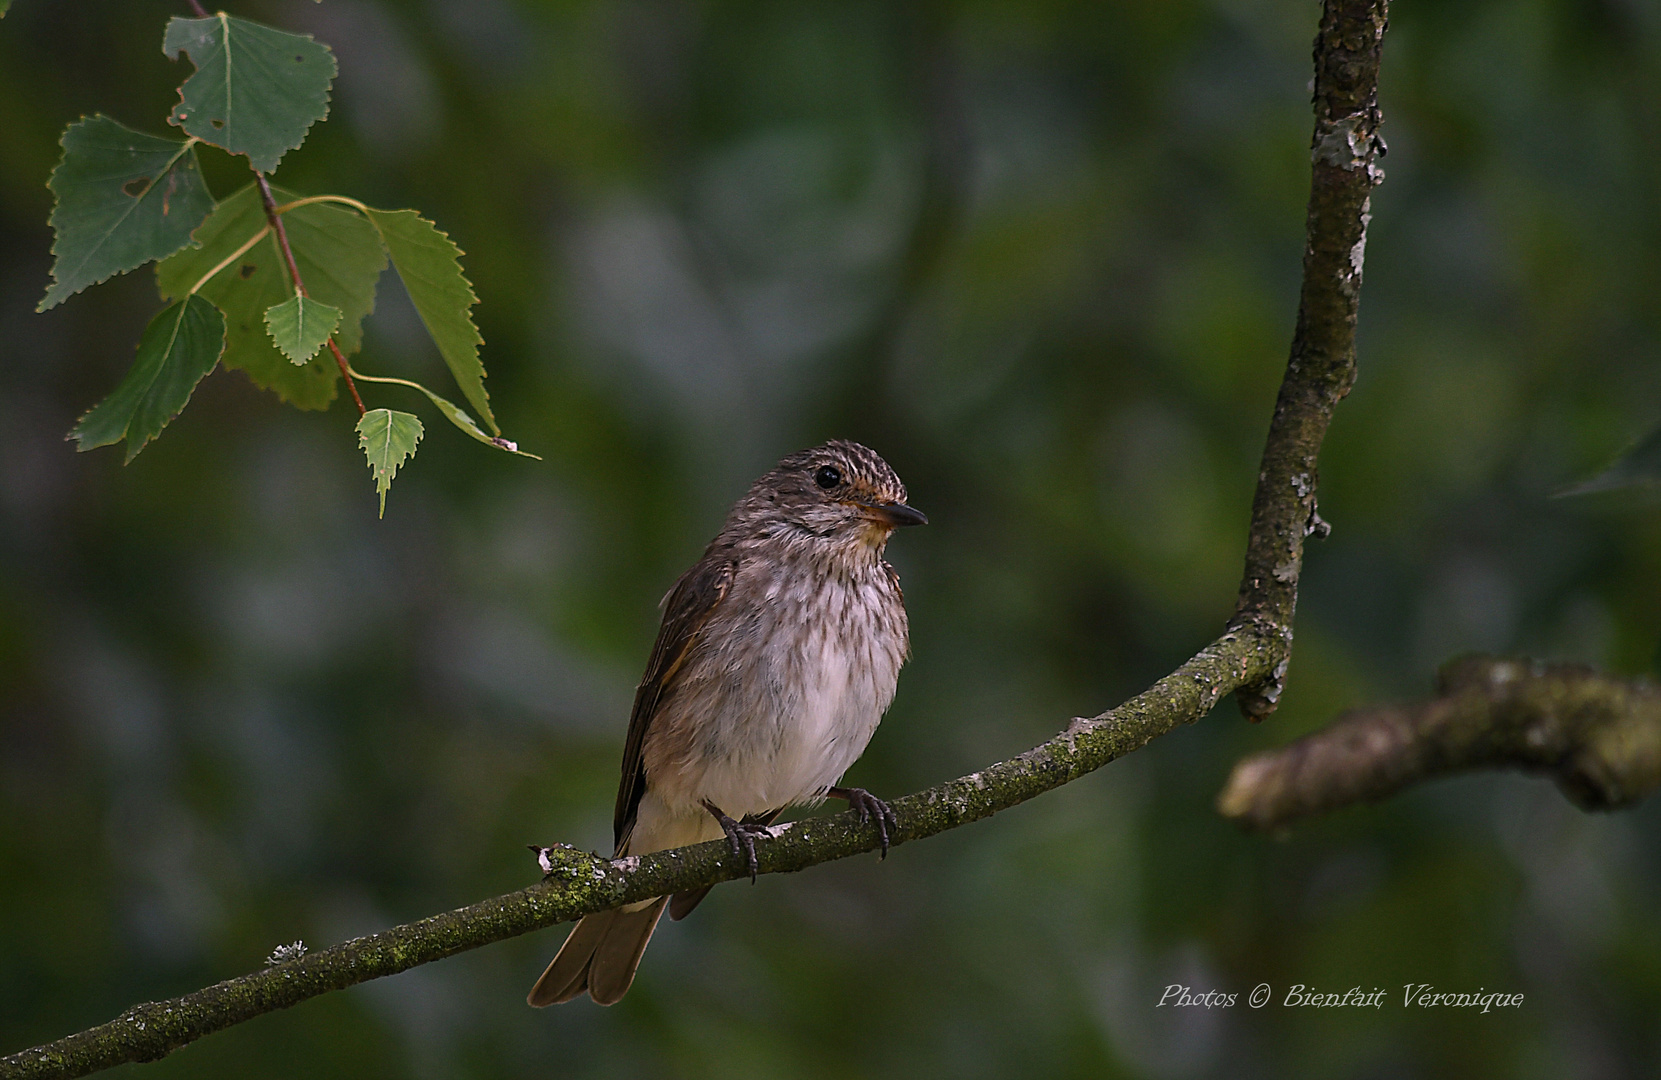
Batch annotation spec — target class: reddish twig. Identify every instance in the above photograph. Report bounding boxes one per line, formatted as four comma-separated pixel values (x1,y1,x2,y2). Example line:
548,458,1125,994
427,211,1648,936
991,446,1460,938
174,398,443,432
186,0,208,15
253,172,365,417
325,340,366,415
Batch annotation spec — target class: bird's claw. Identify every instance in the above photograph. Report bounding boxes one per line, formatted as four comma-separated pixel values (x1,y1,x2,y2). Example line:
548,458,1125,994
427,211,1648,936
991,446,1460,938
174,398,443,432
832,786,897,859
702,800,770,882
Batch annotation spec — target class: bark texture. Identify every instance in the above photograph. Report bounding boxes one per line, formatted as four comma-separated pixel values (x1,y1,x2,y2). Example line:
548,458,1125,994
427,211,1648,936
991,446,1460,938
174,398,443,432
1219,656,1661,832
1231,0,1387,720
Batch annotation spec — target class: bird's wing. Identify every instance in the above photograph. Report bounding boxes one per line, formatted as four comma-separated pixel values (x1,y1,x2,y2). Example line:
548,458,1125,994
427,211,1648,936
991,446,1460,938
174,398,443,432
612,551,737,853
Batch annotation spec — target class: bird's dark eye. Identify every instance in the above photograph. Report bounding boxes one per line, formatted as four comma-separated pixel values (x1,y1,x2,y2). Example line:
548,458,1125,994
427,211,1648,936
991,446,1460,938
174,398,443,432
814,464,842,489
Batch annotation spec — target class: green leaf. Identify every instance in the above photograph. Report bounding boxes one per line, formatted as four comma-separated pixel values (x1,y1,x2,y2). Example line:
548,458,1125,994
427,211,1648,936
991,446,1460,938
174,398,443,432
348,368,540,458
69,295,226,462
356,408,423,517
156,184,386,410
0,2,13,18
363,208,496,435
38,116,215,311
263,295,342,364
418,388,538,458
163,14,336,173
1557,424,1661,497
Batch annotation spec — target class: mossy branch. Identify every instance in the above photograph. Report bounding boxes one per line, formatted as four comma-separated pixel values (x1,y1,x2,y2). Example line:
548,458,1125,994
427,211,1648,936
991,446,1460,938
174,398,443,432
1219,655,1661,832
0,1,1389,1077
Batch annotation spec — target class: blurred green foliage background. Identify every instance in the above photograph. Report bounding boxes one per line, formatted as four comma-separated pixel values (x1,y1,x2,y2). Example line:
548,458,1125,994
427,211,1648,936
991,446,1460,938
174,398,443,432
4,0,1661,1076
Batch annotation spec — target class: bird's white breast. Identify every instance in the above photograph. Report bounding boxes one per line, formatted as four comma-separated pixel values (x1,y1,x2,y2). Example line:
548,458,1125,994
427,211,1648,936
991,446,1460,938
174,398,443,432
640,553,907,824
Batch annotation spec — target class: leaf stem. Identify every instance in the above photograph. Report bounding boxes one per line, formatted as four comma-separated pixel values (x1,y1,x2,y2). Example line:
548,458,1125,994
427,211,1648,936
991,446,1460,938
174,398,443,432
343,366,426,392
273,194,373,217
346,365,539,458
185,224,270,298
254,171,364,417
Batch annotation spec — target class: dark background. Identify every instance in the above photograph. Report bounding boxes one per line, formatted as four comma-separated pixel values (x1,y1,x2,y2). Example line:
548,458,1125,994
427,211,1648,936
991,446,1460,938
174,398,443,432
4,1,1661,1076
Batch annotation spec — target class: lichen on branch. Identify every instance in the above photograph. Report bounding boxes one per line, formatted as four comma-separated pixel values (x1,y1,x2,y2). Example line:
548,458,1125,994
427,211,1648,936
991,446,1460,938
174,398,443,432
1229,0,1388,720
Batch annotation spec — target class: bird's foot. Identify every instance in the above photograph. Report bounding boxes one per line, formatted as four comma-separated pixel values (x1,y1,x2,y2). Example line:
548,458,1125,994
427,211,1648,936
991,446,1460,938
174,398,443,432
700,800,770,882
827,786,897,859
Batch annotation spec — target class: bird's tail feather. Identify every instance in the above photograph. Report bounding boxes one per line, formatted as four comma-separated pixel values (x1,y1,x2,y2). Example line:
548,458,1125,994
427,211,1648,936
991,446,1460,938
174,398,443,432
526,897,668,1006
669,886,712,920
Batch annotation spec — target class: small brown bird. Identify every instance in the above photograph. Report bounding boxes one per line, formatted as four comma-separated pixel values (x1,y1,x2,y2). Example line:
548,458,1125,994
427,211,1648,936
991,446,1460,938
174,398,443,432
528,440,925,1007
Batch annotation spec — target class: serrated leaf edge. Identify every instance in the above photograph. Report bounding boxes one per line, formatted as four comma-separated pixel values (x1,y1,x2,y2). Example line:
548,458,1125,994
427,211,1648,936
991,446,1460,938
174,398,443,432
362,208,496,435
68,295,227,462
355,408,424,517
263,294,343,364
38,118,206,312
163,13,338,174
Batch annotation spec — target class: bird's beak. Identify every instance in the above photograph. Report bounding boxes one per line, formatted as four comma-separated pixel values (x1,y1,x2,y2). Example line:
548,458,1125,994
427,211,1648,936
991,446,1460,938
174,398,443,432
863,500,928,528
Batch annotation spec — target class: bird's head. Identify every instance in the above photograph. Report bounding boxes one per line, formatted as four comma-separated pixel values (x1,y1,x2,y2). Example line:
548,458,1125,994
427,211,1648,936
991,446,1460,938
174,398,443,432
734,440,926,558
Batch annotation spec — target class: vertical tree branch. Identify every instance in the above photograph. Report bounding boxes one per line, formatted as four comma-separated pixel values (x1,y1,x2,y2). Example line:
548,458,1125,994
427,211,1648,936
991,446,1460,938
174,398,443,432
1231,0,1388,720
252,173,366,417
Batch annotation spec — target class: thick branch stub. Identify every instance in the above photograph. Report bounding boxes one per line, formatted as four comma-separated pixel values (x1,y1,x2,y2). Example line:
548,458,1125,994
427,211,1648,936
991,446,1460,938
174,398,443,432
1218,655,1661,832
1231,0,1388,721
